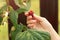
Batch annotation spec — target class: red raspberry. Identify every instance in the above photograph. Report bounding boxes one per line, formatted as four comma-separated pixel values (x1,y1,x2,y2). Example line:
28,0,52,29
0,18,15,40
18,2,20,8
28,10,34,17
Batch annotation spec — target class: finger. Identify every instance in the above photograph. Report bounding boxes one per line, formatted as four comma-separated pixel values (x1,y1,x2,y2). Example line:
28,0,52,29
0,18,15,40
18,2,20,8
27,16,32,20
27,24,35,29
33,14,44,22
27,20,37,24
25,12,44,22
25,12,29,16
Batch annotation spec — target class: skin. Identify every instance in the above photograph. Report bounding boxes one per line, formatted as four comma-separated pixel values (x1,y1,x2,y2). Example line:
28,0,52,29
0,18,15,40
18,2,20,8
25,13,60,40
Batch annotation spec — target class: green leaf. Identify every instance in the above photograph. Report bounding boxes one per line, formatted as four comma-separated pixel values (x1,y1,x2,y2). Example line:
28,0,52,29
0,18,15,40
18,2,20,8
15,29,51,40
0,5,7,15
11,24,27,40
0,5,8,24
9,10,18,28
14,0,31,10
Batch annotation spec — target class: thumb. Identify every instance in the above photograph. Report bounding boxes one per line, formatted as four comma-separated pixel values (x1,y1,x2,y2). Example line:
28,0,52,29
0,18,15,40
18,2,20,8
33,14,44,22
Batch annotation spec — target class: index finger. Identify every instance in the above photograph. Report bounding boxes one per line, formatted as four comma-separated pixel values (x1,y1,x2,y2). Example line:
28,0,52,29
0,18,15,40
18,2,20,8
25,12,29,16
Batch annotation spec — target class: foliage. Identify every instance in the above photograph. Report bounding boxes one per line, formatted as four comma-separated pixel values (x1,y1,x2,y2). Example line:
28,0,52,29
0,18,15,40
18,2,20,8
14,0,31,10
15,29,51,40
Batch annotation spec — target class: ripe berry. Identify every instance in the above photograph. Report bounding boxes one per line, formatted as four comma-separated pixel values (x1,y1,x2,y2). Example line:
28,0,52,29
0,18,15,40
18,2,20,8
28,10,34,17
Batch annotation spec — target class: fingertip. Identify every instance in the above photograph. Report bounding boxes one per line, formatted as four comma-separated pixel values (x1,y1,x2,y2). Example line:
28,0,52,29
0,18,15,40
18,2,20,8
25,12,29,16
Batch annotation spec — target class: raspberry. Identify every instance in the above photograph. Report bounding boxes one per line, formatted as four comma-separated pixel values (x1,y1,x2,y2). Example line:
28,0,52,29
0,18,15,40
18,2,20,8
28,10,34,17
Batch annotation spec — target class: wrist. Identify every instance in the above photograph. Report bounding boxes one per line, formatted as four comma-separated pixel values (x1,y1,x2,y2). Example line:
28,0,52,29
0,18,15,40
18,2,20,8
47,27,60,40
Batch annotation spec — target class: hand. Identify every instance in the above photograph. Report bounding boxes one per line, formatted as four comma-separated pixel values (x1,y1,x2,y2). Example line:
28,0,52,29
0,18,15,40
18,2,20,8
25,13,53,31
25,13,60,40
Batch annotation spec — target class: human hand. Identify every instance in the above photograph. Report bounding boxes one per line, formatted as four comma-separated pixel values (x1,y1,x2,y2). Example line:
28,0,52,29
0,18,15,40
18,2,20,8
25,13,53,32
25,12,60,40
